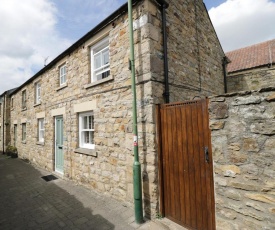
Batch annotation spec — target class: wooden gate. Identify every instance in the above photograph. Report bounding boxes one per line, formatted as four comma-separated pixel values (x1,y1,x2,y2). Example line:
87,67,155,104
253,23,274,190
156,99,215,230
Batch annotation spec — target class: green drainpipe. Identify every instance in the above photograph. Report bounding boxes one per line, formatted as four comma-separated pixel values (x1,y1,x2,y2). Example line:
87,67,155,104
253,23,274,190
127,0,143,224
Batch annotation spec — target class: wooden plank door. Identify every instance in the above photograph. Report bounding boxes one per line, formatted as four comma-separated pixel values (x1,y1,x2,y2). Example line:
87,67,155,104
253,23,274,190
55,116,64,174
157,99,215,230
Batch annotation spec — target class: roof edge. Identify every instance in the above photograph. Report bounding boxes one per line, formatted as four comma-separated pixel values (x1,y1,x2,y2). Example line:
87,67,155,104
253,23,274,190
228,62,275,75
11,0,168,96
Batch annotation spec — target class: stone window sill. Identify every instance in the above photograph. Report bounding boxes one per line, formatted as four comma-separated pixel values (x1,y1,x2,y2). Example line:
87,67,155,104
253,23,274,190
22,141,26,144
34,102,41,107
84,75,113,89
56,83,68,91
22,107,27,111
36,141,44,146
74,148,97,157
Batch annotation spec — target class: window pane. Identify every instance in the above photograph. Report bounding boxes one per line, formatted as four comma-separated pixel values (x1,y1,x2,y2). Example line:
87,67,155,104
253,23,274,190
40,119,44,129
91,116,94,129
103,49,109,65
60,65,66,85
84,131,89,144
88,116,92,129
94,53,101,69
83,116,87,129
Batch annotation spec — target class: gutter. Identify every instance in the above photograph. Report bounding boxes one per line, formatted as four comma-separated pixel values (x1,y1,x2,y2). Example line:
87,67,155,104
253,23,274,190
222,56,231,93
160,2,170,103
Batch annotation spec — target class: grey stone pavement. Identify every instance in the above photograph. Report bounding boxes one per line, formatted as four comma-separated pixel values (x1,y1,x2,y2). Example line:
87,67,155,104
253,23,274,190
0,154,186,230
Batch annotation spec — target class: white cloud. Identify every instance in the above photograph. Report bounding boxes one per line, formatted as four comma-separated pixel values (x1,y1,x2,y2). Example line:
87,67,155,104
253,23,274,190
209,0,275,52
0,0,72,93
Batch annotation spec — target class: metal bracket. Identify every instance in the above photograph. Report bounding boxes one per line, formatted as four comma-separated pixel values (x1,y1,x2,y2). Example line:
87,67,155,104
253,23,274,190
204,146,209,163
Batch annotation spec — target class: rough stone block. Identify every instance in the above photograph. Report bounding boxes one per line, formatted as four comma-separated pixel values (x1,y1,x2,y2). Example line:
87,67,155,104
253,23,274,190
232,95,262,106
243,138,259,152
245,193,275,204
209,102,229,119
229,181,259,191
210,121,225,130
265,93,275,102
250,121,275,135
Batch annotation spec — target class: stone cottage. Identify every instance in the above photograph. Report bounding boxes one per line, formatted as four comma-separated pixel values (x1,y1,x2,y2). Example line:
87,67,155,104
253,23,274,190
226,39,275,93
0,0,225,226
0,88,17,154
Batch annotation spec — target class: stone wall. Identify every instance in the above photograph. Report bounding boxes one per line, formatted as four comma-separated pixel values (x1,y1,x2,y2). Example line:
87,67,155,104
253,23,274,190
227,67,275,93
6,0,225,220
9,0,164,218
161,0,225,102
209,89,275,230
0,93,12,154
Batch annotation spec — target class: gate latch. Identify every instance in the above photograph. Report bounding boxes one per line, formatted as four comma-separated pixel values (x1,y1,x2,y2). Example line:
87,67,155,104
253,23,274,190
204,146,209,163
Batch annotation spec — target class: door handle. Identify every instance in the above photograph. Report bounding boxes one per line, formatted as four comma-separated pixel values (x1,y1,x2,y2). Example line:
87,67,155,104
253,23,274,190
204,147,209,163
58,146,63,149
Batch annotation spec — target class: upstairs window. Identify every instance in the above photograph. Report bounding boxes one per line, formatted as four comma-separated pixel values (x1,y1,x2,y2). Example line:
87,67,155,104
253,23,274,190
59,64,66,86
38,118,44,143
22,90,27,109
91,37,110,82
35,82,41,104
79,112,94,149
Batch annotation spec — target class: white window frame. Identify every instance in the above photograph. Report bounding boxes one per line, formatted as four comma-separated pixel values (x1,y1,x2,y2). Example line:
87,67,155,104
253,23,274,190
59,64,67,86
38,118,44,143
79,112,94,149
22,90,27,109
90,37,110,82
22,123,26,142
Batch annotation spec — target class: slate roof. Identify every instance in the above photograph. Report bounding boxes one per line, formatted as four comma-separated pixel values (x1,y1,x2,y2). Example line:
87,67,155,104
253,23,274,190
226,39,275,73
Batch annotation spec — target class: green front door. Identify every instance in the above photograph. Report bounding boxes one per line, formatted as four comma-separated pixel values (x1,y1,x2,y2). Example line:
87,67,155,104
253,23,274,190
55,116,64,174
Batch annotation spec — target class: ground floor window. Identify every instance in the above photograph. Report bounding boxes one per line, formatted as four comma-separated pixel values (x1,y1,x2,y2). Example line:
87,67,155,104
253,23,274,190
22,123,26,142
79,112,94,149
38,118,44,142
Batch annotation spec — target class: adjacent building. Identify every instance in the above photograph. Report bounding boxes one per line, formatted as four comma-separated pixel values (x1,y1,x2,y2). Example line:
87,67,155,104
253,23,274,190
226,39,275,92
0,0,225,225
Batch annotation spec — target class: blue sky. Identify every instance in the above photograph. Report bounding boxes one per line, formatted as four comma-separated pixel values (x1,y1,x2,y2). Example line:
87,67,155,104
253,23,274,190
204,0,226,9
53,0,225,42
0,0,275,93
